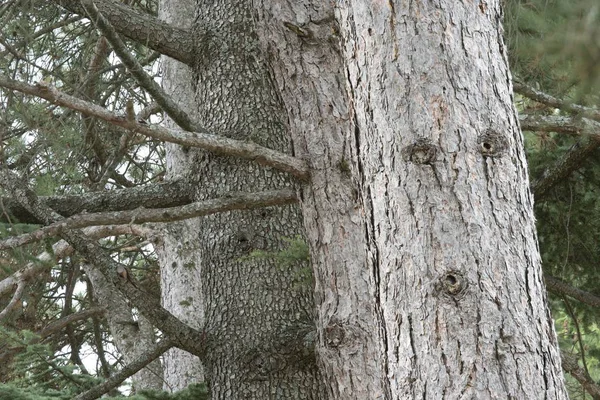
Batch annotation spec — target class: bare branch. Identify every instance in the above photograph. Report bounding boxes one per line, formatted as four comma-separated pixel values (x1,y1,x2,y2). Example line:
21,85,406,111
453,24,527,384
0,169,207,356
0,189,297,249
519,114,599,136
74,339,172,400
0,225,154,299
82,0,199,133
0,280,25,320
561,350,600,400
0,179,192,224
0,76,310,180
545,274,600,309
51,0,195,65
514,82,600,123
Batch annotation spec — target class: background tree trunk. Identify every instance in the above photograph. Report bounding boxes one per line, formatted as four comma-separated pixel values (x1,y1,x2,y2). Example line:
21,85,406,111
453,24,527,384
255,0,569,398
83,265,163,392
157,0,325,397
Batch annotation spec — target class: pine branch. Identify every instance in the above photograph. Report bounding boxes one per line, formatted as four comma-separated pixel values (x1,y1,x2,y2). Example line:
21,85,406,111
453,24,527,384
560,350,600,400
0,189,297,249
0,170,207,357
51,0,195,65
0,179,193,224
544,274,600,309
514,81,600,123
74,339,172,400
81,0,199,132
520,115,600,199
0,76,310,180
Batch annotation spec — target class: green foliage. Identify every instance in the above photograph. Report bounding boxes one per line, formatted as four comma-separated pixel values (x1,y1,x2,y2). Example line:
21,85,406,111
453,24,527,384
505,0,600,102
0,383,209,400
523,120,600,397
241,236,312,285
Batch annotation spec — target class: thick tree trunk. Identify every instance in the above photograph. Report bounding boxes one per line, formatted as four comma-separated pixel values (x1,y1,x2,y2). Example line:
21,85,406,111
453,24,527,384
157,0,325,397
255,0,568,398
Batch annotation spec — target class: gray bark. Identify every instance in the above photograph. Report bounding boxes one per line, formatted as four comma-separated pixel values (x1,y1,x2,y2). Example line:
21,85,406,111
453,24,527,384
157,0,324,397
255,0,568,399
83,265,163,391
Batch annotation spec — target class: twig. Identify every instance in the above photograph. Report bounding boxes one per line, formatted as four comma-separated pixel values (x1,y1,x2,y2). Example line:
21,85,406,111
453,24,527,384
514,82,600,122
82,0,199,133
74,339,172,400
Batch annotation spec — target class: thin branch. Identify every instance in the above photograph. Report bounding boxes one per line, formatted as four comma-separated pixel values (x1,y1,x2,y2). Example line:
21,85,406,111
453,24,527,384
520,115,600,199
52,0,195,65
75,339,172,400
0,280,25,320
514,81,600,123
545,274,600,309
0,76,310,180
561,350,600,400
0,189,297,250
82,0,199,132
39,307,106,338
0,225,154,299
0,169,207,356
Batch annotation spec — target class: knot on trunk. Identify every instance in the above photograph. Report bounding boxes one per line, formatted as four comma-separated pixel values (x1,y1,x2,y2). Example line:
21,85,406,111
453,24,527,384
402,138,437,164
324,322,345,348
478,130,508,157
437,271,468,298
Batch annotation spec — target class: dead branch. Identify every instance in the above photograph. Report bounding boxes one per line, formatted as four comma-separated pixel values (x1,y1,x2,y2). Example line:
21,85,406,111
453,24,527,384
514,82,600,123
0,189,297,250
82,0,199,133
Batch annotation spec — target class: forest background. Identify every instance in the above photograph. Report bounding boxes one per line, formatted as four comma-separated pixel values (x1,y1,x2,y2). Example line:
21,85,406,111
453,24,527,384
0,0,599,399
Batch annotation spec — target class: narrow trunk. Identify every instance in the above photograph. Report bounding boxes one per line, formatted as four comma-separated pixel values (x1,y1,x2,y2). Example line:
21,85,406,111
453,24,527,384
157,0,325,397
84,265,163,391
255,0,568,398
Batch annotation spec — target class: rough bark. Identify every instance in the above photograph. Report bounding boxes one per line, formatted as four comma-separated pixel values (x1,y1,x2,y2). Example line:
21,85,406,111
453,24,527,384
157,0,324,397
0,180,193,225
52,0,195,65
255,0,568,398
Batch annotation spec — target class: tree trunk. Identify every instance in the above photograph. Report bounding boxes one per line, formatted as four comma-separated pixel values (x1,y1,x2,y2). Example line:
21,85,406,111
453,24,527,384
157,0,325,397
254,0,568,398
83,265,163,392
